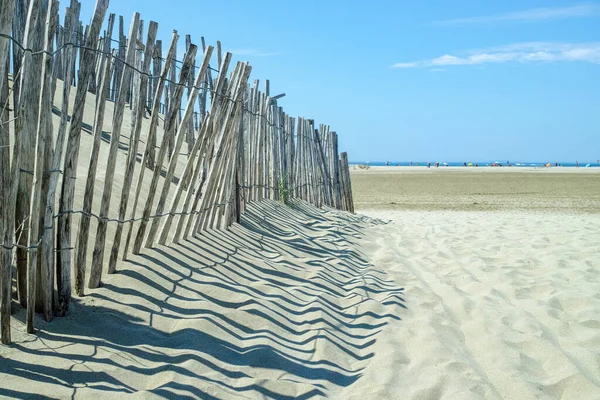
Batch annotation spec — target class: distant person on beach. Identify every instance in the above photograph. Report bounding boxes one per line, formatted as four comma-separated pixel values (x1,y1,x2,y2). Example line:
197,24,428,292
427,161,430,168
463,162,467,167
410,161,413,166
576,161,579,167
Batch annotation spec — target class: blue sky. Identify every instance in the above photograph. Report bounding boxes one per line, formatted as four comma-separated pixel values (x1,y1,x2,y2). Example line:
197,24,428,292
73,1,599,163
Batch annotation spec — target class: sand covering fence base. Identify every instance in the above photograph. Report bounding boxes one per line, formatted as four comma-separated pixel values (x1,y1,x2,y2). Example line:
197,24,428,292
0,200,403,399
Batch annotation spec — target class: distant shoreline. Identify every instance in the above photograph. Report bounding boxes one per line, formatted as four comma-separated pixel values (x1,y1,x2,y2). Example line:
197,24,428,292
349,165,600,173
350,161,599,168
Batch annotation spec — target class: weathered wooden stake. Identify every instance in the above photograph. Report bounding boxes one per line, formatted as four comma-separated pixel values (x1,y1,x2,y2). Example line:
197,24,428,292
131,43,196,255
147,45,214,247
74,50,113,291
13,0,44,309
0,0,17,345
56,0,109,310
106,21,158,275
27,0,58,333
121,31,178,261
42,0,80,318
87,13,140,290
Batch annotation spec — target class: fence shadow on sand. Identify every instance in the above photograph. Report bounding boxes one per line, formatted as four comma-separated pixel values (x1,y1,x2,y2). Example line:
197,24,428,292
0,200,403,399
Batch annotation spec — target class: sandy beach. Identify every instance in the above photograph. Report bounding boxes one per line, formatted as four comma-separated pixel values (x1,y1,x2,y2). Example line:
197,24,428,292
2,161,597,398
349,166,600,399
351,165,600,213
1,1,598,398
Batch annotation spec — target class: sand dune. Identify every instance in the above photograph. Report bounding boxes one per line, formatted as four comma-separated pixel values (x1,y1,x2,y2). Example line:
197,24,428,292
0,200,405,398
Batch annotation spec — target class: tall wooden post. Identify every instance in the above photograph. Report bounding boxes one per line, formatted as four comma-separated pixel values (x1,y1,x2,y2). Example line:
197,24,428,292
56,0,109,313
0,0,17,345
27,0,58,333
105,21,159,276
41,0,80,319
13,0,44,308
131,44,197,255
86,13,141,290
147,46,214,248
121,32,178,261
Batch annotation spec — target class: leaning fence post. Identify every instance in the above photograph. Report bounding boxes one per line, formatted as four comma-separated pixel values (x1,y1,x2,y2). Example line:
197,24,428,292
131,43,197,255
26,0,58,333
86,12,141,290
41,0,80,319
13,0,44,310
56,0,109,311
0,0,17,345
106,21,159,275
121,31,178,261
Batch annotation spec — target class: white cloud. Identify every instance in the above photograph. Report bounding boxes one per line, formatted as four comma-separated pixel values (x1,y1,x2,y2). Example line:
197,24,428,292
392,61,420,68
431,3,600,25
391,42,600,68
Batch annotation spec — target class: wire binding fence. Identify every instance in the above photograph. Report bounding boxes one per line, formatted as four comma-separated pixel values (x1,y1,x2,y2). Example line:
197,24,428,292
0,1,354,344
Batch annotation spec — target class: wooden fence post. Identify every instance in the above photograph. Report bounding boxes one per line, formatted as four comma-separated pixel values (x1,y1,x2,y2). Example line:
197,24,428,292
185,35,196,154
340,152,354,212
56,0,109,311
331,132,343,209
26,0,58,333
41,0,80,318
0,0,17,345
152,46,215,246
106,21,159,275
11,0,28,113
166,47,177,159
146,39,163,169
286,115,295,201
314,127,332,207
99,13,115,100
73,51,113,290
72,18,114,295
13,0,44,309
131,43,197,255
112,15,124,101
121,31,178,261
86,12,141,290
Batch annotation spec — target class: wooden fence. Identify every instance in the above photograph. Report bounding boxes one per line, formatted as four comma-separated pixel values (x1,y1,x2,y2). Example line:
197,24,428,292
0,0,354,344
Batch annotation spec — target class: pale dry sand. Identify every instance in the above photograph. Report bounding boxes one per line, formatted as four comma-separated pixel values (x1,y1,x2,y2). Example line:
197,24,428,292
348,167,600,399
